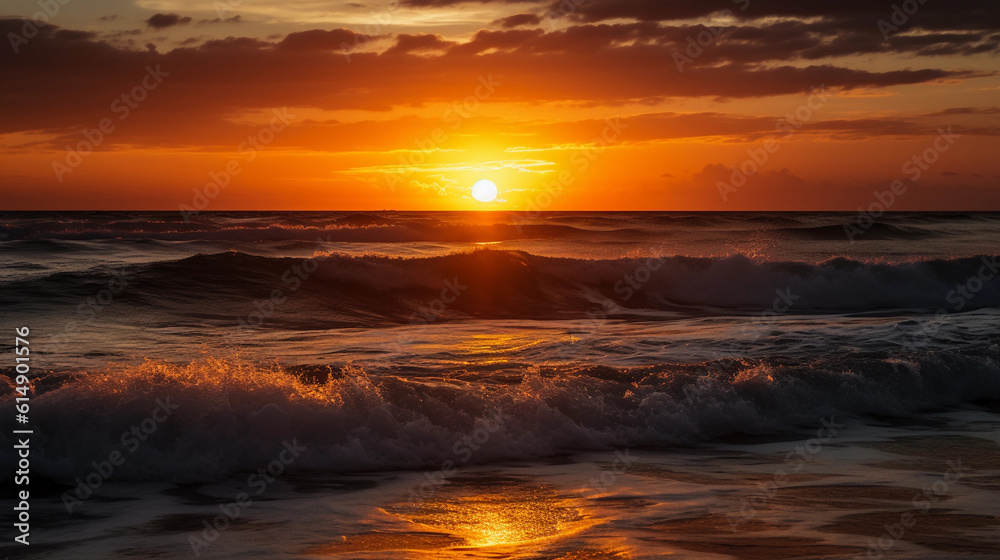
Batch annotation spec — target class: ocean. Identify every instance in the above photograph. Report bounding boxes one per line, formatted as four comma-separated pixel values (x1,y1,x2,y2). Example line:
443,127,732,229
1,211,999,559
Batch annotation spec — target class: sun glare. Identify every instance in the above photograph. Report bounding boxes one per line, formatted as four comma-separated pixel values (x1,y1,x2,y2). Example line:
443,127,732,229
471,179,498,203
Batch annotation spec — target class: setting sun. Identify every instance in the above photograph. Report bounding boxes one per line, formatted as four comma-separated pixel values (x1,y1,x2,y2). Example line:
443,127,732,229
471,180,498,203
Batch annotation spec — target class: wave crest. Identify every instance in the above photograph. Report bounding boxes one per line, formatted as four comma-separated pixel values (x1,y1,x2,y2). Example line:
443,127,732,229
6,249,999,318
3,349,999,482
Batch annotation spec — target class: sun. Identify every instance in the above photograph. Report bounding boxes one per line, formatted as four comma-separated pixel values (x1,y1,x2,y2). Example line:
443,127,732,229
471,179,498,203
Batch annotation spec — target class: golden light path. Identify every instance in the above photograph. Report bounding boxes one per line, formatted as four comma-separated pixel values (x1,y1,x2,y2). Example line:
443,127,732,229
311,477,605,558
401,483,587,548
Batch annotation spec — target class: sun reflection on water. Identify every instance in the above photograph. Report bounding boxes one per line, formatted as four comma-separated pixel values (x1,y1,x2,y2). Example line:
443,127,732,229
396,476,597,552
408,488,581,547
310,476,614,558
452,332,561,366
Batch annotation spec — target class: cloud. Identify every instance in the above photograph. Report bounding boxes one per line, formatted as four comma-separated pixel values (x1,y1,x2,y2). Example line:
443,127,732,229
146,13,193,29
493,13,543,28
410,180,450,195
0,19,989,144
277,28,372,50
448,28,545,54
555,0,1000,32
384,34,457,55
198,15,243,25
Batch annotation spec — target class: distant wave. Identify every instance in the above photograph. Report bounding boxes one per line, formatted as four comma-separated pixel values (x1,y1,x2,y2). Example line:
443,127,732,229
0,221,614,243
3,348,998,482
776,223,938,240
3,249,999,319
5,211,995,244
0,213,637,243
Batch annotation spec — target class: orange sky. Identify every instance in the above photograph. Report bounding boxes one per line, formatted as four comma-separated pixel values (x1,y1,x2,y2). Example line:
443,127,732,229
1,0,999,210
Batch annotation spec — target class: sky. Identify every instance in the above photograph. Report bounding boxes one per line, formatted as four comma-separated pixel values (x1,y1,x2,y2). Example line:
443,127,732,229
1,0,999,210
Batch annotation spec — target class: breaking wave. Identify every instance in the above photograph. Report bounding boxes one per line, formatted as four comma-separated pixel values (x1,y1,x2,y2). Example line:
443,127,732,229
3,349,999,482
4,249,999,319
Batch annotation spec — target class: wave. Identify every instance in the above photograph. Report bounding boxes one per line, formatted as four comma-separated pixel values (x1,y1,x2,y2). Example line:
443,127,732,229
0,221,614,244
4,249,999,319
2,349,998,482
776,223,938,240
7,211,997,244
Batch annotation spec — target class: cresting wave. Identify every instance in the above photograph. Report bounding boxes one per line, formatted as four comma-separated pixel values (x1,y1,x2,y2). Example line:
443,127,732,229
2,349,999,482
4,249,1000,317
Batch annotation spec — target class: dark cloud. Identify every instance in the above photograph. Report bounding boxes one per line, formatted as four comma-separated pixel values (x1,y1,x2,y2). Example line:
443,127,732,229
555,0,1000,31
926,107,1000,116
146,13,193,29
198,15,243,25
449,29,545,54
511,21,999,66
0,19,987,142
384,34,457,55
277,28,373,50
493,13,543,28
